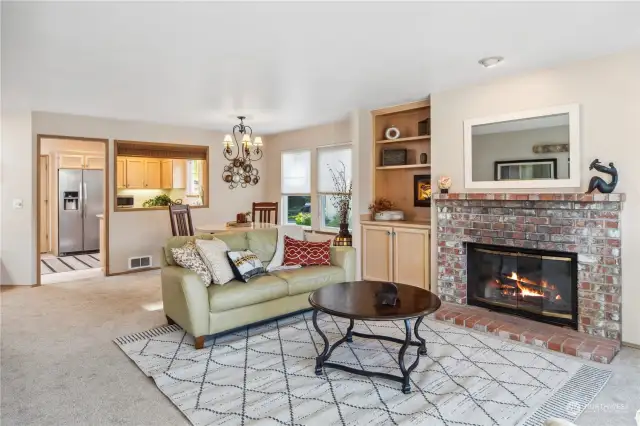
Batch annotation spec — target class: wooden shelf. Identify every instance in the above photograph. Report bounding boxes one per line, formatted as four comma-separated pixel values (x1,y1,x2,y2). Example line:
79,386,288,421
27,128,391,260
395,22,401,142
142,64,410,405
376,164,431,170
376,135,431,144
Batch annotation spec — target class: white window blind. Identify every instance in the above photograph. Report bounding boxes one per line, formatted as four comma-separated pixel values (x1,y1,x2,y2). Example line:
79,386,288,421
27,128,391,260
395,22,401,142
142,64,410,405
317,145,352,194
281,150,311,194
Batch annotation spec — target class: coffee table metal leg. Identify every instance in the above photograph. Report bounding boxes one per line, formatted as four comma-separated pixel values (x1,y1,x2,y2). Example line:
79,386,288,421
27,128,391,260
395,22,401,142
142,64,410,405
312,310,329,375
346,318,354,343
414,316,427,355
398,319,412,393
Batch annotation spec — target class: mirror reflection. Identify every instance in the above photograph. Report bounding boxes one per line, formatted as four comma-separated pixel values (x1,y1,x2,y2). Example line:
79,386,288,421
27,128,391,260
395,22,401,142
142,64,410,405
471,113,570,181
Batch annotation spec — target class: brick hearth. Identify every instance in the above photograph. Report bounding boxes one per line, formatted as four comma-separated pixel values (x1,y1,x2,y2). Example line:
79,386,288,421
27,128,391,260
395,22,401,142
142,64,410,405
433,302,621,364
433,192,624,341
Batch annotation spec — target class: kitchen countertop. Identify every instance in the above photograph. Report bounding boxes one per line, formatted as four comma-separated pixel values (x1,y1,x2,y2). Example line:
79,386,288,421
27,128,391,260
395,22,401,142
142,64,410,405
96,214,104,219
360,219,431,229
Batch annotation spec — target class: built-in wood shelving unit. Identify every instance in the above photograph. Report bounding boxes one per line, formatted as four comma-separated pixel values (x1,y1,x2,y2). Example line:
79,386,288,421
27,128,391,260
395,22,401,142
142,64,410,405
371,99,431,221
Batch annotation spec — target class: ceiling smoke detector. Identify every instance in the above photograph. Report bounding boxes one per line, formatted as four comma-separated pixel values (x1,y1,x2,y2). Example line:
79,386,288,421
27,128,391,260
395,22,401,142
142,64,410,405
478,56,504,68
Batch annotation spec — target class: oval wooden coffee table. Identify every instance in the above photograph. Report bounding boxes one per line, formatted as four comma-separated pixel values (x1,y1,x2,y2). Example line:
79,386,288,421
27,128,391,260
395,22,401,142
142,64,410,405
308,281,441,393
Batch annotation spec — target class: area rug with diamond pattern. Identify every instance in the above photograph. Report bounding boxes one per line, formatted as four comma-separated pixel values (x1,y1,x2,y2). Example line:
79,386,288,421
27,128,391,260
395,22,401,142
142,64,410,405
115,312,611,426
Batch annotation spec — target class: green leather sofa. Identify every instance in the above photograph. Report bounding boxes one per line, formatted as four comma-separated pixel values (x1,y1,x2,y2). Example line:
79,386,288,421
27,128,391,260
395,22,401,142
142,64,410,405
161,228,356,348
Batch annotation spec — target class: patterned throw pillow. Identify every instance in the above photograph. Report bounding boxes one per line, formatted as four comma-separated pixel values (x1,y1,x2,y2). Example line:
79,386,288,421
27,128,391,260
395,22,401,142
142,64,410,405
171,241,212,286
195,238,235,285
227,250,266,283
283,236,331,266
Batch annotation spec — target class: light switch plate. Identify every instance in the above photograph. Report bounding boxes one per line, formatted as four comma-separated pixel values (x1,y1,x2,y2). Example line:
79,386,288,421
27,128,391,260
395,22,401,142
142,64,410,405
13,199,23,209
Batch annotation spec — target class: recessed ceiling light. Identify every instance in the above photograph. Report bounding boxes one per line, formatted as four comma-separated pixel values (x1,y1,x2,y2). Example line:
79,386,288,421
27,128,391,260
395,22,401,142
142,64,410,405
478,56,504,68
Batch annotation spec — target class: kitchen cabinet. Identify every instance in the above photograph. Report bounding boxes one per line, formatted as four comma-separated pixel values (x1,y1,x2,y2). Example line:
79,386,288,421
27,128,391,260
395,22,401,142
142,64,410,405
116,157,126,188
161,159,187,189
124,157,145,189
362,222,430,288
84,155,104,170
144,159,161,189
59,153,104,169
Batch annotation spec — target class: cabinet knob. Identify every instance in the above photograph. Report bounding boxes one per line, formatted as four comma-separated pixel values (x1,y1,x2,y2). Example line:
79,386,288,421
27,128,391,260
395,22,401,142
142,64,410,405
386,231,391,235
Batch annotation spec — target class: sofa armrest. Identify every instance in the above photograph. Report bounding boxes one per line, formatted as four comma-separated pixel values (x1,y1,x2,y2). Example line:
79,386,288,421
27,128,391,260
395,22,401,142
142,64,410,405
330,246,356,281
161,266,210,338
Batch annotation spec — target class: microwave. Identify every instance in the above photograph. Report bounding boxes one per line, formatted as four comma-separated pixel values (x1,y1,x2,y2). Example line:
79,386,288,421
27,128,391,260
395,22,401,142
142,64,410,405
116,195,134,208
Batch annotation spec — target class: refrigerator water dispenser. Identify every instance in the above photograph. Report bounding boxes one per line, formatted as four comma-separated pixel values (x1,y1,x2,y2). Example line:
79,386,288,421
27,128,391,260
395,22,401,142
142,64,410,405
63,191,79,210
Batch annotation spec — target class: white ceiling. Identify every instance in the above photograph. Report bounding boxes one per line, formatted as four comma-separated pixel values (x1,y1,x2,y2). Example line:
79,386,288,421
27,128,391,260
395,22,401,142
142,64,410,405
3,1,640,134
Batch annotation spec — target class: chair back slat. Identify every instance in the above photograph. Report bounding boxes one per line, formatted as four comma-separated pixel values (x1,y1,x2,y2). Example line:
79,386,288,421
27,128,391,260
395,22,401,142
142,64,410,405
169,204,195,236
252,202,278,225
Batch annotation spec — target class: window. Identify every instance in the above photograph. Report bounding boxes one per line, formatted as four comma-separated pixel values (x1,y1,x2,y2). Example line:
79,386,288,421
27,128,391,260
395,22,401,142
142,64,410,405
187,160,201,195
317,145,352,230
281,150,311,225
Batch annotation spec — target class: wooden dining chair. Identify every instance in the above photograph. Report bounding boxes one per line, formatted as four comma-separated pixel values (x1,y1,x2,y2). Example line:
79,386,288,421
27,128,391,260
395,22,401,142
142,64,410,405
169,204,195,236
252,202,279,224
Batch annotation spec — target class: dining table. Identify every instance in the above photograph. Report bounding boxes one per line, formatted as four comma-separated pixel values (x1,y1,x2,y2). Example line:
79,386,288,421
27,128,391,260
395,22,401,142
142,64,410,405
195,222,280,234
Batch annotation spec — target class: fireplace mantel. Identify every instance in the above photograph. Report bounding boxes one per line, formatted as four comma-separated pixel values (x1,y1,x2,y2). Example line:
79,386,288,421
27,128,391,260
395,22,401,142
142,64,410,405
433,193,625,202
434,192,624,340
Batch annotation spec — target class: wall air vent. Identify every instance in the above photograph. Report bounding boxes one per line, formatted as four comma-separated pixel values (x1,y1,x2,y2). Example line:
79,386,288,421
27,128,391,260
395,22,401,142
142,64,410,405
129,255,152,270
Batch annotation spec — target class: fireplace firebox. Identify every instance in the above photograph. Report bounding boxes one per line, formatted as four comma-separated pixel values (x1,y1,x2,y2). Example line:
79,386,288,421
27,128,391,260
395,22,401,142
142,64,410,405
467,243,578,329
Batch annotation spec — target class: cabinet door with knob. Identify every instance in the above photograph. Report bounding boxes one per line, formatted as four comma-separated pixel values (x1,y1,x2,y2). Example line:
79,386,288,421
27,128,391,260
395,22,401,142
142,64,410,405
144,159,161,189
83,155,104,170
59,154,85,169
125,158,145,188
393,227,430,288
116,157,126,188
362,225,393,282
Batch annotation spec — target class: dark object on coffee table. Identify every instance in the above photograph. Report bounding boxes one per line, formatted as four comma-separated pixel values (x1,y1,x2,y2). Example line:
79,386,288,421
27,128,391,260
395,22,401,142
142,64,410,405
376,282,398,306
309,281,441,393
586,159,618,194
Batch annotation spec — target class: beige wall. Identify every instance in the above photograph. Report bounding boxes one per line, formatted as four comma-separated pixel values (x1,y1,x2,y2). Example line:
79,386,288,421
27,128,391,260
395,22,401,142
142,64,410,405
1,111,266,283
431,48,640,345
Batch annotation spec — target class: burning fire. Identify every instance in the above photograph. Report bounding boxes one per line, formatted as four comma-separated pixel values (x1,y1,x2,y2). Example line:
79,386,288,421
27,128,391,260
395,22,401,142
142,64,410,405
499,272,562,300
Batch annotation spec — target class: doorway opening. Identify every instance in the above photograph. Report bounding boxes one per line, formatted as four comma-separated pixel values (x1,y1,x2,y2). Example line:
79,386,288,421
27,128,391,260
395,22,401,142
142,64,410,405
37,136,110,285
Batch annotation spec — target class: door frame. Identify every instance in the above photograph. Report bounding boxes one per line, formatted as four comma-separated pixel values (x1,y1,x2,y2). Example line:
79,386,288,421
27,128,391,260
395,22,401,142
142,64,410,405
39,155,50,253
36,135,110,285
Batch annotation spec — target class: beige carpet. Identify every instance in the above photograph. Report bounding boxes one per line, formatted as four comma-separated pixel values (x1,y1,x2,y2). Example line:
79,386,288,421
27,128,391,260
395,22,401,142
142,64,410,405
1,271,639,425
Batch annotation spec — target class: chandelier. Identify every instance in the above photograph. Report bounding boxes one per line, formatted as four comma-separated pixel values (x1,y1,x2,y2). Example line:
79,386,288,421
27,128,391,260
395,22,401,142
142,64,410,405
221,116,263,189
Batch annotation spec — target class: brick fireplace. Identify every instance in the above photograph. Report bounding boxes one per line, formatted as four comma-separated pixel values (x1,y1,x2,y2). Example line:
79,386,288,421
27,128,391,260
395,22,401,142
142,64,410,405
433,193,624,341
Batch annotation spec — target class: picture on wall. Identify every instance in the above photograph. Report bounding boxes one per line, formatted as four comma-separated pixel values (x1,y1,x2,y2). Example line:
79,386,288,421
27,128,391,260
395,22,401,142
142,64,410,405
413,174,432,207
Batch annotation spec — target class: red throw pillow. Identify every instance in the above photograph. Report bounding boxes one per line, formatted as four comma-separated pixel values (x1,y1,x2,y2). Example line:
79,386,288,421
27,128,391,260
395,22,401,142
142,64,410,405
283,236,331,266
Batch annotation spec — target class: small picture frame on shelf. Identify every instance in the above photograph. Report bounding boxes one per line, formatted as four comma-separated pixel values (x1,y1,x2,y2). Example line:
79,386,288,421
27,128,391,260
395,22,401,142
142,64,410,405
414,174,432,207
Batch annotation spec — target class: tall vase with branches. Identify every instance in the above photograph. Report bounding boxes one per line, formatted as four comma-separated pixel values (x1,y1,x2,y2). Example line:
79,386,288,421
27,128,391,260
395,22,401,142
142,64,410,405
328,161,353,245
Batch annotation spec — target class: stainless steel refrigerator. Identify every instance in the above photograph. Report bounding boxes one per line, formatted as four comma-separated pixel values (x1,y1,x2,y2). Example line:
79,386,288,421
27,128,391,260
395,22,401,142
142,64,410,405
58,169,103,255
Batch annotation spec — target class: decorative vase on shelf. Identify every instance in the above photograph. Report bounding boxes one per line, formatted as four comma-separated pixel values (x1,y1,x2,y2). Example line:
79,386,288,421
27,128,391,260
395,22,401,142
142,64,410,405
333,223,353,247
420,153,428,164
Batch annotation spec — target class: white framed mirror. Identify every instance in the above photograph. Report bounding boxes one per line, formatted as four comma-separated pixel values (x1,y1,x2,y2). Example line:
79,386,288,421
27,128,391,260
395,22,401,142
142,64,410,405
464,104,580,189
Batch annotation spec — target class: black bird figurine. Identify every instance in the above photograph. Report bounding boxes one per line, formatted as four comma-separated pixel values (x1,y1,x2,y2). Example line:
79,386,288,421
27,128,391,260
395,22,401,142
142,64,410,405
586,159,618,194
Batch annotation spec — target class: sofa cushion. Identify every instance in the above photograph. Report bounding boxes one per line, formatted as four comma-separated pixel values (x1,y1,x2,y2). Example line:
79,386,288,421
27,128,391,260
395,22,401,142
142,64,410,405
164,234,215,266
272,266,345,296
207,274,289,313
247,228,278,264
195,238,235,285
283,236,331,266
171,241,212,285
213,231,249,251
227,250,266,283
